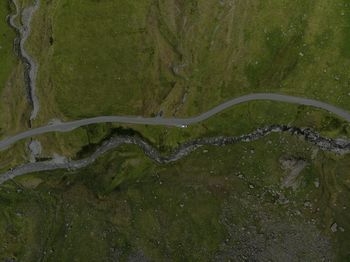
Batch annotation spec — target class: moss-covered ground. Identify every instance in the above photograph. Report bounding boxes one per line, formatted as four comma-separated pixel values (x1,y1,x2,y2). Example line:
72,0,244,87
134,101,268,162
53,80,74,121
0,134,349,261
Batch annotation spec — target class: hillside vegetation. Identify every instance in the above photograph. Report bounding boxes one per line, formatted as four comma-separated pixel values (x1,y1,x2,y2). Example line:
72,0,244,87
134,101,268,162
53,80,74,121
1,134,350,261
26,0,350,123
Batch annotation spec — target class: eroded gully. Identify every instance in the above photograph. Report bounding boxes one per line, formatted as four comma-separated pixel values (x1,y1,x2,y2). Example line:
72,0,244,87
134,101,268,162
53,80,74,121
0,125,349,185
8,0,40,123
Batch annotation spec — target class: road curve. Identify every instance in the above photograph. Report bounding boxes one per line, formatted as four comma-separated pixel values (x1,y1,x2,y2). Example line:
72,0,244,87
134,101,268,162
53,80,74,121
0,93,350,151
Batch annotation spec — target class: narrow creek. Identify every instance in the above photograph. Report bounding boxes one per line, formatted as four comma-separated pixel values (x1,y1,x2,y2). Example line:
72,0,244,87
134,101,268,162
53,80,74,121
0,125,349,185
8,0,40,124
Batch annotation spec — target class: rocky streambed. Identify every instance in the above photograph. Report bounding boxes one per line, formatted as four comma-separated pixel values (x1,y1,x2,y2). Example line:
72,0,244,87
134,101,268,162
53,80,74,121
8,0,40,123
0,125,349,185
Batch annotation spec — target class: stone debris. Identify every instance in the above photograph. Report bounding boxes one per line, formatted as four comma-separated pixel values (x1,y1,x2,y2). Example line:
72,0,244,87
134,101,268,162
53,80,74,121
314,179,320,188
280,156,308,190
28,140,42,162
1,125,350,185
330,223,338,233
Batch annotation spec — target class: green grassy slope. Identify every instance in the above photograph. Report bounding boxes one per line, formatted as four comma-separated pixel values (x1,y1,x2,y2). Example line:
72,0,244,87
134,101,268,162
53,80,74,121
0,1,31,138
1,1,350,261
0,1,16,92
26,0,350,123
0,134,349,261
21,0,350,165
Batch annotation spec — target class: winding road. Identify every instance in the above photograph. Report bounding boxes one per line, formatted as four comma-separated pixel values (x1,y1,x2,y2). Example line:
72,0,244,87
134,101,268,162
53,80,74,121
0,93,350,151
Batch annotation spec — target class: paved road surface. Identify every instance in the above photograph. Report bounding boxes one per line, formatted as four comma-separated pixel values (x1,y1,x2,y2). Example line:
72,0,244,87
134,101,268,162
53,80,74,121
0,93,350,150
